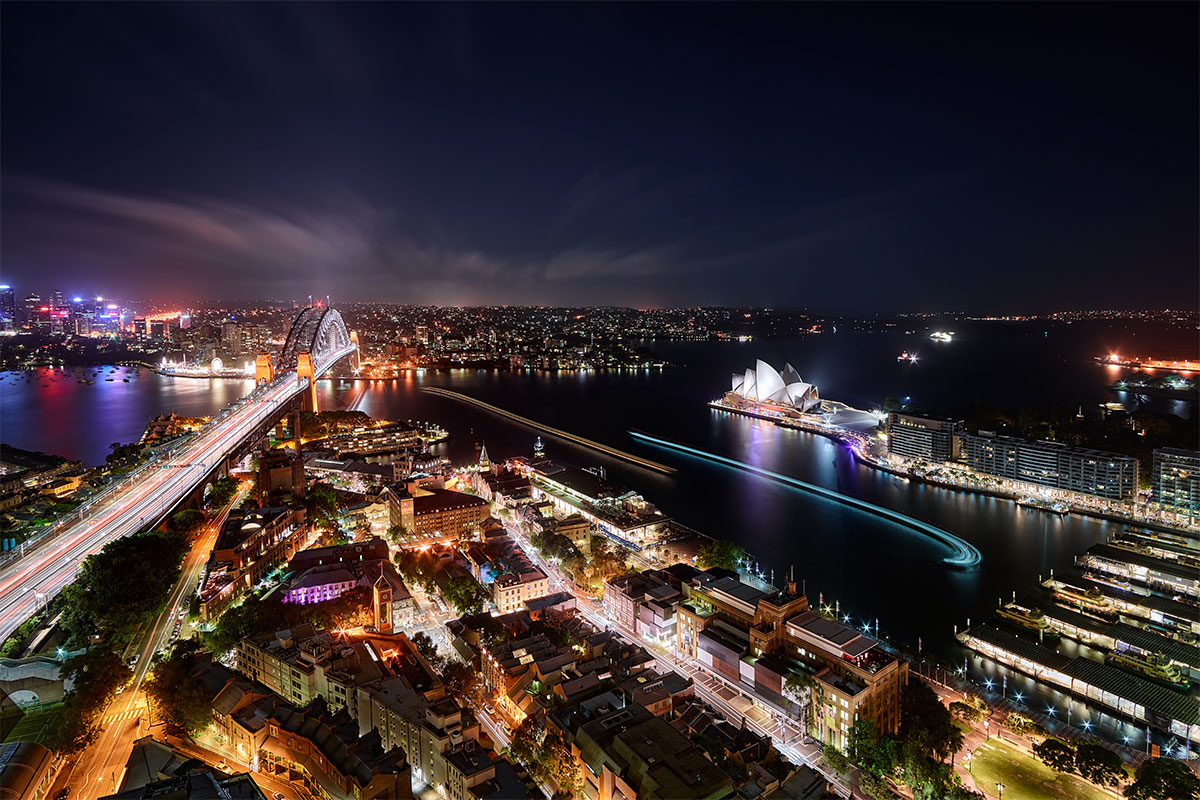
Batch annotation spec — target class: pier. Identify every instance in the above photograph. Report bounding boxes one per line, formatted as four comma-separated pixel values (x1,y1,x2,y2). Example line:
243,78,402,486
421,387,677,474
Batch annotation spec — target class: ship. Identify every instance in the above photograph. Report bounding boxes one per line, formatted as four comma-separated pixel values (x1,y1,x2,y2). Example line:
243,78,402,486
897,351,919,363
995,605,1057,638
1049,582,1118,619
929,331,953,342
1106,650,1190,689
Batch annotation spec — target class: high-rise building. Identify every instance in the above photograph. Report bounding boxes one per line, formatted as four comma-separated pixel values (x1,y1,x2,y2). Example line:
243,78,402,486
1153,448,1200,515
222,322,242,354
957,432,1139,500
887,412,963,462
0,285,14,319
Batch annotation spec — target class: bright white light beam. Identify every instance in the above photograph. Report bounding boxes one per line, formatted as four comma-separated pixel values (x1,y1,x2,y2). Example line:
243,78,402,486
628,430,982,569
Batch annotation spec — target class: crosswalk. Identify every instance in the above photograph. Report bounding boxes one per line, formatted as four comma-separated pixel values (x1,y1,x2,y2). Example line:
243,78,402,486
100,708,144,726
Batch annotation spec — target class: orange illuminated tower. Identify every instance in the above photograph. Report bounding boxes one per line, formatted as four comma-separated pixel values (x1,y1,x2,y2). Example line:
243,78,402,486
349,330,361,372
296,351,317,411
255,353,274,383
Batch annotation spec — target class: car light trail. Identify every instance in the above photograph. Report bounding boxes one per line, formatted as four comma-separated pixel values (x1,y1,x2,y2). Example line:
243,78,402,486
629,430,982,569
0,344,354,642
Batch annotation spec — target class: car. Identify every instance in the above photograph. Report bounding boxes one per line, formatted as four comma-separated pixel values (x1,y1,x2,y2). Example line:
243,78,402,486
55,788,71,800
273,794,286,800
127,654,139,667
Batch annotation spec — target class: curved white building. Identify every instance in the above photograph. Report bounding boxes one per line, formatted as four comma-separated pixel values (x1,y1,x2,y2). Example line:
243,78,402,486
729,360,819,412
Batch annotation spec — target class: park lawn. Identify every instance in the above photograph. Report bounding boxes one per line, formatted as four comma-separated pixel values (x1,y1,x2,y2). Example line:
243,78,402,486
968,739,1118,800
1,703,66,746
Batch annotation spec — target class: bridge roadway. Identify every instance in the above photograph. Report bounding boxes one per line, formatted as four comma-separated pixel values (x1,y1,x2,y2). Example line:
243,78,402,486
0,347,351,643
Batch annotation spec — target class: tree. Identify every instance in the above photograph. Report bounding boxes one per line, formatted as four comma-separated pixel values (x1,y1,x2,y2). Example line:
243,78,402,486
51,648,132,753
410,631,446,671
305,482,340,530
144,640,213,736
444,575,490,616
859,772,893,800
589,535,628,582
822,745,851,775
1124,758,1200,800
1075,742,1125,788
899,679,963,764
1033,738,1076,774
167,509,207,538
697,539,745,571
59,528,191,647
208,476,238,507
442,660,482,707
509,718,540,766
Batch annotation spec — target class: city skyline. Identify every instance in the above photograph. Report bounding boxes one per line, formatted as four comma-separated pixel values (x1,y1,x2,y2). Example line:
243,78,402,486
3,4,1197,310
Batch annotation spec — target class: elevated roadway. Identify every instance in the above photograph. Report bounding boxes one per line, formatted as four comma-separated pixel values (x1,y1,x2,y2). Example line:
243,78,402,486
0,307,354,643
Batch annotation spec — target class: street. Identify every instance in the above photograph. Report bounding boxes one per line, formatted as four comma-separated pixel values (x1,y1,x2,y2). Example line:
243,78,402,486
48,486,246,800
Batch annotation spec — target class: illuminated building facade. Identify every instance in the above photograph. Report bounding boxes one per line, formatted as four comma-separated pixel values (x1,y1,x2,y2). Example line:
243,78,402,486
726,360,820,413
1153,447,1200,515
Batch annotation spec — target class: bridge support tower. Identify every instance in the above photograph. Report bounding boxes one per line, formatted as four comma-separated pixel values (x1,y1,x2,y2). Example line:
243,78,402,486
297,351,318,412
255,353,275,383
349,330,361,372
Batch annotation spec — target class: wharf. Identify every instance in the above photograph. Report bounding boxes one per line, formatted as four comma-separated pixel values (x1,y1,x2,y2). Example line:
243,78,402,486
1036,604,1200,679
1078,543,1200,599
1046,575,1200,639
958,624,1200,746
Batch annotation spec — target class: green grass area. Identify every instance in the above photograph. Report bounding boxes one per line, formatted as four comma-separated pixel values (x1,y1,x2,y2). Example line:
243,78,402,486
967,739,1117,800
2,702,66,746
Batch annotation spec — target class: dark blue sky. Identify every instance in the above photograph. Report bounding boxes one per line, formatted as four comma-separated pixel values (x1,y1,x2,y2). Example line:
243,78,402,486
2,3,1196,310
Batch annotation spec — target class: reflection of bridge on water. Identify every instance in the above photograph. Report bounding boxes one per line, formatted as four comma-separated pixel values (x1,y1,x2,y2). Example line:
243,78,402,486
0,307,358,642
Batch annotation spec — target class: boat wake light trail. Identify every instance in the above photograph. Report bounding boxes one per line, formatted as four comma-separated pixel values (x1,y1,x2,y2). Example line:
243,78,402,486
629,430,982,569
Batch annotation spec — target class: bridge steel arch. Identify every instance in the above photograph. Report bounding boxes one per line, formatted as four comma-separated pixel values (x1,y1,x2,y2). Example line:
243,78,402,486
278,306,355,410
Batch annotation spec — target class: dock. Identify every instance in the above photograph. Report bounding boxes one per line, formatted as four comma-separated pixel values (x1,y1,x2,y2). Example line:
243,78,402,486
958,623,1200,746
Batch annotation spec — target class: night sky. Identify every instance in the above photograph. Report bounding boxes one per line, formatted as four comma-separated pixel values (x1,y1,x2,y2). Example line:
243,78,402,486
2,3,1196,310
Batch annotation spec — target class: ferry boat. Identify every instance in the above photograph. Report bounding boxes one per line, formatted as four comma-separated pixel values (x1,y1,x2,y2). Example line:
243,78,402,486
995,605,1058,638
1050,583,1118,619
1106,650,1190,689
897,351,919,363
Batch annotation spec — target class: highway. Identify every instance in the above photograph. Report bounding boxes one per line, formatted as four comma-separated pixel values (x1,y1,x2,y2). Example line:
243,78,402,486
0,344,349,643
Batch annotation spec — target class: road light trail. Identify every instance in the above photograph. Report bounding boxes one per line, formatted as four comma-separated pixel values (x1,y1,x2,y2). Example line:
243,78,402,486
629,429,982,569
0,345,354,642
422,387,677,474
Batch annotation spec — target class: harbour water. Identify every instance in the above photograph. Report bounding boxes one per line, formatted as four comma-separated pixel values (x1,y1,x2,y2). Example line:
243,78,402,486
2,321,1196,745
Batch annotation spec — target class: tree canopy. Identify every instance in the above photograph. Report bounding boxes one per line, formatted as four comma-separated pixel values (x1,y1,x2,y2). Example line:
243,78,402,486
59,528,190,647
144,640,213,736
1124,757,1200,800
1033,738,1076,774
697,539,745,571
51,648,132,754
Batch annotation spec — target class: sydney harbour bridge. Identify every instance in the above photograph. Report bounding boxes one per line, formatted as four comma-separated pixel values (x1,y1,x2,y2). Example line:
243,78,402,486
0,306,359,641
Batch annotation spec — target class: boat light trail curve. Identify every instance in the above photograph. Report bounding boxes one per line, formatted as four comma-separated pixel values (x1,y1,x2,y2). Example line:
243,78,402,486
629,430,981,569
422,388,676,474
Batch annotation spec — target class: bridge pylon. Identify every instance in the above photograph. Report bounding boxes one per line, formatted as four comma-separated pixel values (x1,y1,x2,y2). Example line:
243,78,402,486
297,351,318,412
255,353,275,383
349,330,361,372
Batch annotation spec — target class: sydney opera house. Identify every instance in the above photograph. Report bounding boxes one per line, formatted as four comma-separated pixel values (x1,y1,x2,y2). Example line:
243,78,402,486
726,360,821,414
